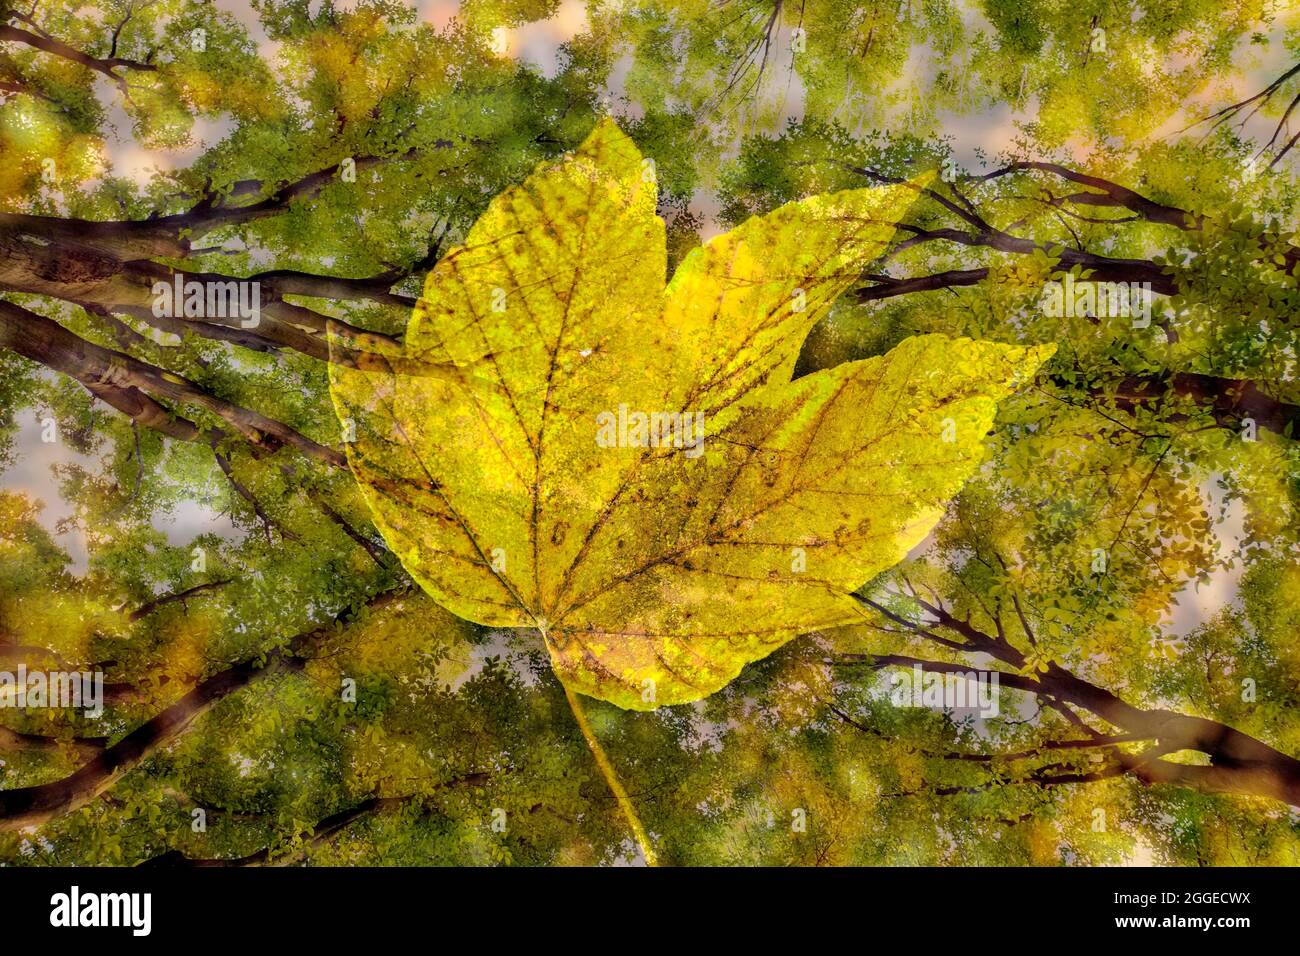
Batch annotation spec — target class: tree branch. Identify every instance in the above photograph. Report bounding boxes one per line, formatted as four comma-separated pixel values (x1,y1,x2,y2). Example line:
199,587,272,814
138,772,491,867
0,299,346,468
0,21,155,97
129,580,233,623
0,587,407,830
836,602,1300,807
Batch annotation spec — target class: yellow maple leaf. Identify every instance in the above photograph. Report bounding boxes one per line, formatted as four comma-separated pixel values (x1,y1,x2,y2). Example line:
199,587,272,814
329,118,1054,711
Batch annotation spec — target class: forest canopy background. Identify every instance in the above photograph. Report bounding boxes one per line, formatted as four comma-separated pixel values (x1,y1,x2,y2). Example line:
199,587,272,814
2,0,1300,866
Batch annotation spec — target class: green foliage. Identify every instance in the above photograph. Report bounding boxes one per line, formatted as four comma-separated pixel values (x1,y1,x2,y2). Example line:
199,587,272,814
3,0,1300,866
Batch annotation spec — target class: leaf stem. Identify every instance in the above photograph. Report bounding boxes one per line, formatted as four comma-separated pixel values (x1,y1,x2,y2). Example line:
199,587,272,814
562,683,659,866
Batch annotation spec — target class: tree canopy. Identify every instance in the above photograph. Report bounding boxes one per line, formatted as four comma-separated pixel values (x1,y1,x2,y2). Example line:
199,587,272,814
2,0,1300,866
